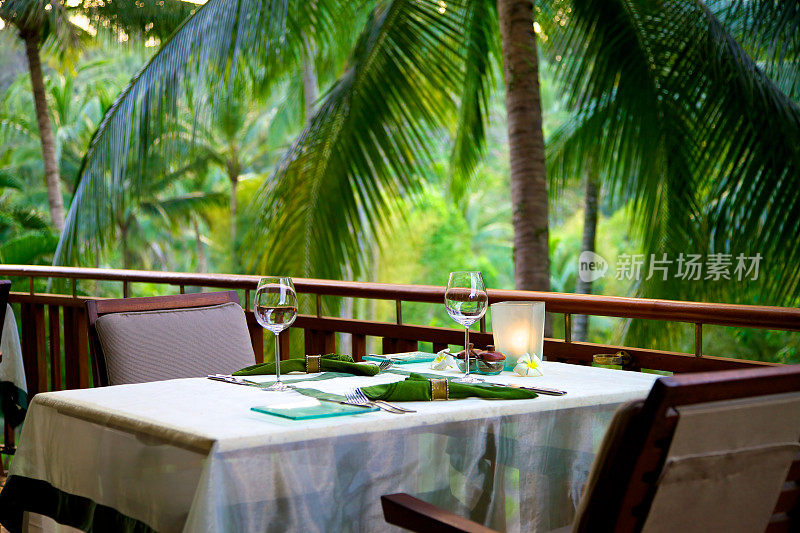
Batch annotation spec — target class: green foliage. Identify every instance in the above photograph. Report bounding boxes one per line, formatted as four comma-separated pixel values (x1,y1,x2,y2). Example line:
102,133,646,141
55,0,349,267
1,0,798,365
245,0,484,280
548,0,800,307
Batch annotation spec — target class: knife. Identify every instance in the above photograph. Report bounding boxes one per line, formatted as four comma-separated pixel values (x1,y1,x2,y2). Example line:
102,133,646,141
207,375,262,387
317,397,376,409
481,383,567,396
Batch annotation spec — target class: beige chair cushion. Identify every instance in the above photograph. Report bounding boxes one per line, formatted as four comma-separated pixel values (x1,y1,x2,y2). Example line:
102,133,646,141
641,391,800,533
642,443,799,533
95,302,256,385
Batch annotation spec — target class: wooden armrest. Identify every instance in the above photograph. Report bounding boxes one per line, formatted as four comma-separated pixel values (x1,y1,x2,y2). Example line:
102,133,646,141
380,493,496,533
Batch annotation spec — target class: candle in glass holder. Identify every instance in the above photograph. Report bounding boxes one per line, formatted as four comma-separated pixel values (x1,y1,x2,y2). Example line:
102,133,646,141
490,301,545,372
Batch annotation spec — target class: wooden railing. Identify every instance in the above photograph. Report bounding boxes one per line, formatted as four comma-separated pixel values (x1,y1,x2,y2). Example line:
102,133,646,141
1,265,798,403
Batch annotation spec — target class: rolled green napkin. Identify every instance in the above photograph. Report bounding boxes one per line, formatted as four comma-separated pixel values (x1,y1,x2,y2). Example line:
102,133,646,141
233,354,380,377
361,373,538,401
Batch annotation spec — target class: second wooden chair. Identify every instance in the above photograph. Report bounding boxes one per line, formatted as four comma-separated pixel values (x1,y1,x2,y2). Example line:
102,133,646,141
86,291,256,386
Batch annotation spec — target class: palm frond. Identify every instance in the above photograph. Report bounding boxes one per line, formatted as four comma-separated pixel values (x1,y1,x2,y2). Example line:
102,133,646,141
243,0,473,280
553,0,703,255
0,168,24,190
54,0,339,266
0,230,58,264
717,0,800,65
551,0,800,349
75,0,196,41
448,0,500,199
140,191,227,220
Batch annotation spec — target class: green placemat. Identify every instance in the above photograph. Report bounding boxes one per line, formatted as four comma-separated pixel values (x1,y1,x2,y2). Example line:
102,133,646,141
251,402,378,420
364,352,436,364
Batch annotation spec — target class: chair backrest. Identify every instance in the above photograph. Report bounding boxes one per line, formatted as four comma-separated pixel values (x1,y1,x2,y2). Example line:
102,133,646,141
86,291,256,386
574,364,800,533
0,280,9,347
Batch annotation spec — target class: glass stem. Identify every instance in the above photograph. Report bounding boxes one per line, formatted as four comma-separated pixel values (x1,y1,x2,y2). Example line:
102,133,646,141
274,331,282,384
464,325,470,377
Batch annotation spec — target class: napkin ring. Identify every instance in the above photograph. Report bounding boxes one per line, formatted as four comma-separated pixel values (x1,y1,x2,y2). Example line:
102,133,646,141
430,378,449,400
305,355,321,373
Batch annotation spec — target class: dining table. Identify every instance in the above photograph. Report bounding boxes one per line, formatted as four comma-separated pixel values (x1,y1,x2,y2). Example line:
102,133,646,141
0,360,660,533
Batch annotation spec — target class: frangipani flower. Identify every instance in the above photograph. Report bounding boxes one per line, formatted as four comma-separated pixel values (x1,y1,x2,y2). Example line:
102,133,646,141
430,349,459,371
513,353,543,377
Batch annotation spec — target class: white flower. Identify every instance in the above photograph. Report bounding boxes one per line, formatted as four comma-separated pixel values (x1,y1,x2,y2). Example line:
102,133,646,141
513,353,543,377
430,349,459,371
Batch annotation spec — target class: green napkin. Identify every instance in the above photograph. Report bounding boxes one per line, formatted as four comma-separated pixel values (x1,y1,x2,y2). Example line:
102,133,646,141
361,373,538,401
233,354,380,377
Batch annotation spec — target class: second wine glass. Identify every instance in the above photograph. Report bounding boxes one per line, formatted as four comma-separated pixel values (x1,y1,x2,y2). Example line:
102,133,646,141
254,277,298,391
445,271,488,384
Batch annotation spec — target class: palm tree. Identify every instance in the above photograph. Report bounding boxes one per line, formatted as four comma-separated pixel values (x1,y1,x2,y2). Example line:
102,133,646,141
546,0,800,309
0,51,145,219
54,0,533,283
0,0,193,230
176,87,285,268
57,0,800,311
573,167,598,341
497,0,550,292
1,0,72,230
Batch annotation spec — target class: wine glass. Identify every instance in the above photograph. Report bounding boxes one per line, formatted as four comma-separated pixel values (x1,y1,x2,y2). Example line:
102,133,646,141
254,277,298,391
445,271,488,384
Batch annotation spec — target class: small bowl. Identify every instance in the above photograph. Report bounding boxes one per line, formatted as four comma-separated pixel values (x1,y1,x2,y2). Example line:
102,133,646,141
476,359,504,375
455,357,479,373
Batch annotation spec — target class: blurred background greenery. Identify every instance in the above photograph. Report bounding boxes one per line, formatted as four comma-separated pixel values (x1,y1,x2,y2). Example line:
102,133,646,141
1,0,798,363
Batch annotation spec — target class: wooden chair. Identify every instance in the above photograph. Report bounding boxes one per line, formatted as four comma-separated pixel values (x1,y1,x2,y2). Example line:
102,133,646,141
86,291,256,386
382,364,800,533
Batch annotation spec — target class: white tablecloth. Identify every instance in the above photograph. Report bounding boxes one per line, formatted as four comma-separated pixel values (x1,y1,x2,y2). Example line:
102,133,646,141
7,362,659,532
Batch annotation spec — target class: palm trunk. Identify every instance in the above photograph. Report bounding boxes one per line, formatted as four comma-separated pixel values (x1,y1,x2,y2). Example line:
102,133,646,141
574,169,599,342
21,29,65,232
497,0,550,293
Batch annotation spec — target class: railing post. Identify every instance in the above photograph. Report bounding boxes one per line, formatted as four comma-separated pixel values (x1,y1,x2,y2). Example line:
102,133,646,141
694,323,703,357
396,300,402,325
479,316,486,333
64,307,89,389
564,313,572,343
352,334,366,361
123,281,130,298
180,285,186,294
71,278,77,298
48,305,62,391
316,294,322,318
279,330,290,360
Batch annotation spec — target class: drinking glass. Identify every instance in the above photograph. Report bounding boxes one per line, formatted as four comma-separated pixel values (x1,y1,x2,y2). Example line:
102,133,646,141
254,277,298,391
445,271,488,384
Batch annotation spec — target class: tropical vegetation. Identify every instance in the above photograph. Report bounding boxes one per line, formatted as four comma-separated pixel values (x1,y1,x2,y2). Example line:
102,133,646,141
1,0,799,363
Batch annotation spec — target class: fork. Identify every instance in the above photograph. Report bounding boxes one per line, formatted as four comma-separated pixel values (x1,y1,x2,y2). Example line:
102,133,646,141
377,359,394,372
345,389,407,414
348,388,415,414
